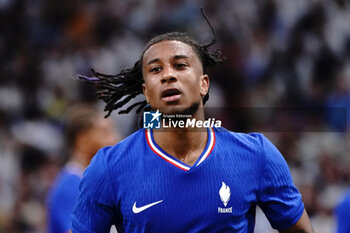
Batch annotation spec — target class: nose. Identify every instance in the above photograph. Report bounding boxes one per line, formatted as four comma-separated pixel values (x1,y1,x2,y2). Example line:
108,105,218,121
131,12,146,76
161,66,177,84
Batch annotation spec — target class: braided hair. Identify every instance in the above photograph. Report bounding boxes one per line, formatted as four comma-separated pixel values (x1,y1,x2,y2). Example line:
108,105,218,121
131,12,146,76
79,9,225,118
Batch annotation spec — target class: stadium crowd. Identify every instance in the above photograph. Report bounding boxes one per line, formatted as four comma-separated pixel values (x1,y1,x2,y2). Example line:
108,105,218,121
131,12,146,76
0,0,349,232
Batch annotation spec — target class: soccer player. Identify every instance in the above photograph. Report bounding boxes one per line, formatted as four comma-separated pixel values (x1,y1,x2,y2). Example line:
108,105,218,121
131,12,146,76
335,189,350,233
47,104,119,233
71,24,315,233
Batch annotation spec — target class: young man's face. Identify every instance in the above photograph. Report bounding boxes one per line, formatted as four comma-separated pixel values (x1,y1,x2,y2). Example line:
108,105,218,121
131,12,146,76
142,40,209,114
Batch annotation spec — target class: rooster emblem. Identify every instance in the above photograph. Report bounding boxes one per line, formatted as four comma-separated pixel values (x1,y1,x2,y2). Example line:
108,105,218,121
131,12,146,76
219,182,231,207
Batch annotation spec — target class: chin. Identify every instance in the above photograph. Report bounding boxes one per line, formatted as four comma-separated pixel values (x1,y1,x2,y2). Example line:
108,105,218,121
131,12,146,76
156,102,200,116
161,107,186,115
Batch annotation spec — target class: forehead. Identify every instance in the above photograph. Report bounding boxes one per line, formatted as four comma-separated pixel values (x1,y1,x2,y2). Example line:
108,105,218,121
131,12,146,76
142,40,200,64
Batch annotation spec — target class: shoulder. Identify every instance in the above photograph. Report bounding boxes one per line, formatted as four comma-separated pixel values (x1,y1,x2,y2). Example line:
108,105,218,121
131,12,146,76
214,127,286,170
108,128,145,154
216,127,280,150
214,127,267,151
214,127,264,141
93,128,146,163
84,129,146,179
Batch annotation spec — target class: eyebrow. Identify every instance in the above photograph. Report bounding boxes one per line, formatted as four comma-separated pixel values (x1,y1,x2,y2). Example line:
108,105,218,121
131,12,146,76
146,55,189,65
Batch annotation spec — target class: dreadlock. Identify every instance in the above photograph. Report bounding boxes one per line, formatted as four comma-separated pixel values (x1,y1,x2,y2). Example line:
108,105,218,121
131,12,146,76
79,9,225,118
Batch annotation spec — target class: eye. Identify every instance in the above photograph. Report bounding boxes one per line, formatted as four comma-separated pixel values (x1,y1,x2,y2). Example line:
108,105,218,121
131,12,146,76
174,63,188,70
150,66,161,73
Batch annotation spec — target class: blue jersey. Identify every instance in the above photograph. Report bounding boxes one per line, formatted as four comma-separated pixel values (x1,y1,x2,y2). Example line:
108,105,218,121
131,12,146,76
47,163,83,233
335,190,350,233
71,127,304,233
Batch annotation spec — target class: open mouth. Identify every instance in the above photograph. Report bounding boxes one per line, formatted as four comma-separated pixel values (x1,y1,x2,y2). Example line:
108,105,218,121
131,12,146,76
161,88,182,102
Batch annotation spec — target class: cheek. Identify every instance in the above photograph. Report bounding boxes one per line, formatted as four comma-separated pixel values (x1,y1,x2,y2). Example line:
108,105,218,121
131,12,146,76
143,81,153,102
145,87,157,100
144,81,159,98
188,75,202,94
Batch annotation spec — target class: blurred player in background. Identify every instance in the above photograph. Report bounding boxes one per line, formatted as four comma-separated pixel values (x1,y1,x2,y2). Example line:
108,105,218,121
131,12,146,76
70,11,315,232
47,104,119,233
335,189,350,233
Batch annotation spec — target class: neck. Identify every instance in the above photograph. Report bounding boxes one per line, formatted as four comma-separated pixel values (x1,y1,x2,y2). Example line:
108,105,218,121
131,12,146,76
152,107,207,166
70,148,92,168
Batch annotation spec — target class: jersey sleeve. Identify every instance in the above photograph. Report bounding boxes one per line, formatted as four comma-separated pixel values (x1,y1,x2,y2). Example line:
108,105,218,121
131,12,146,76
70,147,116,233
257,134,304,230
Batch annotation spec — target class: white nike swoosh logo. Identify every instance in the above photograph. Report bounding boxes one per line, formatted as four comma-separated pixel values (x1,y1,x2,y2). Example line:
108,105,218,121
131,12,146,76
132,200,163,214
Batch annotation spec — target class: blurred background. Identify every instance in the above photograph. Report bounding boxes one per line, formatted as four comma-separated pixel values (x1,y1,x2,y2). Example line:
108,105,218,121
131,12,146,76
0,0,349,232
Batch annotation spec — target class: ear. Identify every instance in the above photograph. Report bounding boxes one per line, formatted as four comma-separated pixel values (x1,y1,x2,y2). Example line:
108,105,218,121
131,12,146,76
142,83,150,104
200,74,210,97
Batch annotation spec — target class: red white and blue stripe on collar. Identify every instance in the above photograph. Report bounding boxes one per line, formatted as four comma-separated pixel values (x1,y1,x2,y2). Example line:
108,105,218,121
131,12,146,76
145,128,216,171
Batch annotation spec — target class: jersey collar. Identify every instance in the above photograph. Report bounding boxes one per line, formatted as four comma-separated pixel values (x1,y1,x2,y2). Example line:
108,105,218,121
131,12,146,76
145,127,215,171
